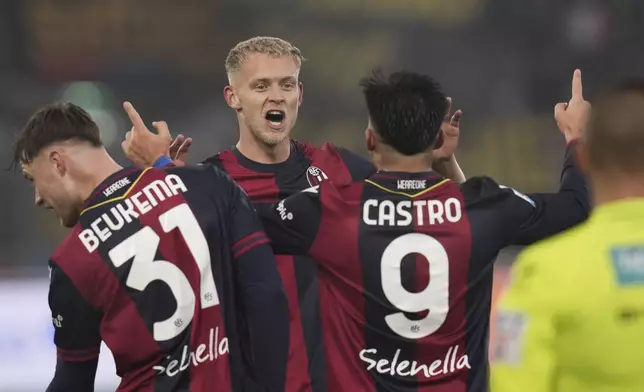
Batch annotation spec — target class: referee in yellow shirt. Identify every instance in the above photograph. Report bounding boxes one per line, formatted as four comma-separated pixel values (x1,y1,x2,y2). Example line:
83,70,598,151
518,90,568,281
492,75,644,392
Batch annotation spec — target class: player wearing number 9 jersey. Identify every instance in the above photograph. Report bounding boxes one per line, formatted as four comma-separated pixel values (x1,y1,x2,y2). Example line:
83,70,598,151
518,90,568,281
256,70,590,392
12,103,290,392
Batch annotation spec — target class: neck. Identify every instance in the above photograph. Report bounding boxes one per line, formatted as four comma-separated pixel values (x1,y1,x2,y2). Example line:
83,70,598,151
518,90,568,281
591,171,644,206
236,131,291,164
376,152,433,173
76,151,123,201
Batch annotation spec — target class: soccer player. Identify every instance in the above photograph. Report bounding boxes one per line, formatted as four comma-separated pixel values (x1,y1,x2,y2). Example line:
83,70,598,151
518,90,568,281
13,103,289,392
254,69,590,391
491,80,644,392
122,36,465,392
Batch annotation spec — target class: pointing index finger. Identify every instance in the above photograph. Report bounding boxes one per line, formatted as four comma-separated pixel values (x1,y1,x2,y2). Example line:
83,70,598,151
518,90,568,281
123,101,146,131
571,69,583,100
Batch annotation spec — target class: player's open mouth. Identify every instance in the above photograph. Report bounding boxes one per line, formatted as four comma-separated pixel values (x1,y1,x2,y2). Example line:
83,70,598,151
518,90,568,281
265,110,286,129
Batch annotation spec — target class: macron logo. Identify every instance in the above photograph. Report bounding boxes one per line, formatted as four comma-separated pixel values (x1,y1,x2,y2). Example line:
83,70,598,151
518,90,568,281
52,314,63,328
302,185,319,194
103,178,131,197
499,185,536,207
276,200,293,221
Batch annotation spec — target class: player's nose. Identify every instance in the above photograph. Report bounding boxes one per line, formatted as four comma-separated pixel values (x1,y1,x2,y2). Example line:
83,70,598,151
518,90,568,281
267,85,286,103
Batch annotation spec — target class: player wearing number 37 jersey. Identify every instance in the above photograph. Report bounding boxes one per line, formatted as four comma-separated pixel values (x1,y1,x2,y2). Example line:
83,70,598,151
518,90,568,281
12,103,290,392
257,71,590,392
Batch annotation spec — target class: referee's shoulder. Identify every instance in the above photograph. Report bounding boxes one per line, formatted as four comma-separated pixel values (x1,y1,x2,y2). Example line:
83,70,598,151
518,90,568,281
517,222,591,268
506,227,589,303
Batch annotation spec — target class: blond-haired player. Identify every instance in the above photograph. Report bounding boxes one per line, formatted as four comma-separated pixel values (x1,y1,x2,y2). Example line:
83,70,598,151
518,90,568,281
123,36,465,392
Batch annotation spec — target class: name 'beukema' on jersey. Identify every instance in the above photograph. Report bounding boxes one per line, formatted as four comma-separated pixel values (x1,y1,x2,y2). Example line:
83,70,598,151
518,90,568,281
48,165,289,392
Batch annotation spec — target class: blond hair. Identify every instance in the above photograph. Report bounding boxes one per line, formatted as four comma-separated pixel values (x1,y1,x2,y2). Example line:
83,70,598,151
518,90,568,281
225,36,304,76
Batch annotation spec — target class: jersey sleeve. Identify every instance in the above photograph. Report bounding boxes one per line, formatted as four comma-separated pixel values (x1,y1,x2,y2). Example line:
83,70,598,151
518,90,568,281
336,147,377,181
491,247,566,392
48,259,102,363
212,166,290,392
511,142,590,244
47,359,99,392
255,185,323,255
462,142,590,246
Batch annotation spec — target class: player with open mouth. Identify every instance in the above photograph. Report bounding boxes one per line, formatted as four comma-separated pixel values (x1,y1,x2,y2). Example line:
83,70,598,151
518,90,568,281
266,109,286,130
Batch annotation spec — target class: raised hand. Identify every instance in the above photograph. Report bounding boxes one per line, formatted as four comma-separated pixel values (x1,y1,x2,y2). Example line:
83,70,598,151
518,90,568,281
121,101,173,167
433,97,462,161
168,134,193,167
554,69,591,143
432,97,466,183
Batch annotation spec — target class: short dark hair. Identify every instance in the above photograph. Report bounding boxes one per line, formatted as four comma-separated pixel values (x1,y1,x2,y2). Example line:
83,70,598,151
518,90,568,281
11,102,102,167
588,79,644,173
360,70,448,156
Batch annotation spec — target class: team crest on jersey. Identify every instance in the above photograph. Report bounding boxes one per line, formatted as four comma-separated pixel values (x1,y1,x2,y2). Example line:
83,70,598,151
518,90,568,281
306,166,329,187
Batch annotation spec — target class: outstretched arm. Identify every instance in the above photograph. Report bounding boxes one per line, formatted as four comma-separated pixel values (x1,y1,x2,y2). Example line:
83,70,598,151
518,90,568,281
256,185,323,255
509,141,589,245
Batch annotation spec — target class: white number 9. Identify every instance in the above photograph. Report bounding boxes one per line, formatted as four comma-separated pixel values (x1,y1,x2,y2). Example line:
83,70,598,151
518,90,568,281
381,233,450,339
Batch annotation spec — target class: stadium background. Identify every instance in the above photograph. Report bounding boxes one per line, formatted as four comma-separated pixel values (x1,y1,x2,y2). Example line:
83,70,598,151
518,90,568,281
0,1,641,390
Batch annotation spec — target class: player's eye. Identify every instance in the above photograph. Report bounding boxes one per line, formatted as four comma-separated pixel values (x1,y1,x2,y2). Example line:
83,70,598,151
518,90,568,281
282,83,295,90
255,84,267,91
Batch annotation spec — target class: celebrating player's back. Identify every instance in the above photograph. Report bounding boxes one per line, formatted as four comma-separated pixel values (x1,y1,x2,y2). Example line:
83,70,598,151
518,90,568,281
13,103,289,392
257,70,590,391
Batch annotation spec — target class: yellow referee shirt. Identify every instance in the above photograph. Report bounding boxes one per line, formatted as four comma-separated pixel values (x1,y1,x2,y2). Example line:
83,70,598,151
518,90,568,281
492,198,644,392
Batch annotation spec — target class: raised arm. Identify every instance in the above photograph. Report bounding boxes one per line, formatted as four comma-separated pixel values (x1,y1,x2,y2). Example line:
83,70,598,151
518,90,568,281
508,141,589,245
506,69,591,244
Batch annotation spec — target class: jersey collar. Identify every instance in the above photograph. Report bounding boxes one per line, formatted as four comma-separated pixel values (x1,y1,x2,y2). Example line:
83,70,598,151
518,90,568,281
232,140,300,173
366,171,446,198
82,166,142,209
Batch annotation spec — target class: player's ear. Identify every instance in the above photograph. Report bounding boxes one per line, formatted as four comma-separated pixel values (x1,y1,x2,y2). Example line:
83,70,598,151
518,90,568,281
298,82,304,106
224,86,242,111
49,149,66,178
365,127,377,152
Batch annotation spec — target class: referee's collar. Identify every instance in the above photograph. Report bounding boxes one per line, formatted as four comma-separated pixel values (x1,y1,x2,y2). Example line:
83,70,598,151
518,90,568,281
593,198,644,221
